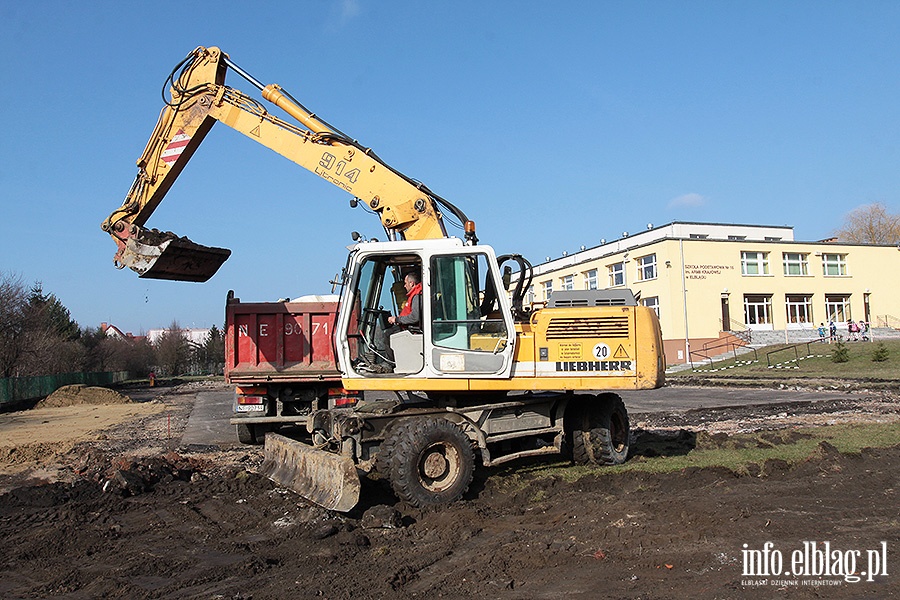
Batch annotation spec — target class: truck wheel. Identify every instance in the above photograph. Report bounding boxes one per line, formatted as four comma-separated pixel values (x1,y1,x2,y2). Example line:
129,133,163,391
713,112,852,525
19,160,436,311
569,394,630,465
236,423,260,445
383,417,475,507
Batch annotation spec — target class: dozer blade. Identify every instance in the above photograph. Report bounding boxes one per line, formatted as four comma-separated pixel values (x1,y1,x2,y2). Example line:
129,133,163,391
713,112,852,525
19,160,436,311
120,229,231,282
260,433,361,513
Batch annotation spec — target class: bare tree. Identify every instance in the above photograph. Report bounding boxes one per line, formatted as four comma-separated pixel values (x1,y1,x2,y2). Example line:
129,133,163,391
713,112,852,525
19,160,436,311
14,283,85,376
155,320,190,376
833,203,900,244
103,336,155,374
2,273,157,378
0,272,28,377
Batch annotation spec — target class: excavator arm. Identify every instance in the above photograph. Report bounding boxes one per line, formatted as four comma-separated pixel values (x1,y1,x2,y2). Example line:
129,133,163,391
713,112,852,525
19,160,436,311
102,46,471,282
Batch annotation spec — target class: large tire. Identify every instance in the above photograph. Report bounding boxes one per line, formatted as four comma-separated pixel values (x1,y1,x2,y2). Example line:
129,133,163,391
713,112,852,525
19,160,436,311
236,423,273,445
568,394,630,466
236,423,258,444
382,417,475,507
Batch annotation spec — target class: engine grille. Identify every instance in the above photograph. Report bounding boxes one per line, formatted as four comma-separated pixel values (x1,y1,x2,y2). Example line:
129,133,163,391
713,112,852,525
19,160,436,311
545,316,630,339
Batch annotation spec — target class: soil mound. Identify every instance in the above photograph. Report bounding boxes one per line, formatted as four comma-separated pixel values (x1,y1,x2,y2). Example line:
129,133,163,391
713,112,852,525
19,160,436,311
0,442,77,467
37,385,131,408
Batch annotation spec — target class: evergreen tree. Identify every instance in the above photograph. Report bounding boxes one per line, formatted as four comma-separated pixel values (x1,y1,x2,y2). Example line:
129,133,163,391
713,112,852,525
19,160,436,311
831,339,850,363
27,283,80,341
203,324,226,374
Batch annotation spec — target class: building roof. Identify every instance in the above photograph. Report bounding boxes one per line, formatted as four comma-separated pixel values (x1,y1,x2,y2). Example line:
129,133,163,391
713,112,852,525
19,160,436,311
525,221,897,279
529,222,794,277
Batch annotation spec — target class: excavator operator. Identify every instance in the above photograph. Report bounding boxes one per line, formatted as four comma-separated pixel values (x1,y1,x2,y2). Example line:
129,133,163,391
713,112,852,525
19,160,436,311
387,271,422,331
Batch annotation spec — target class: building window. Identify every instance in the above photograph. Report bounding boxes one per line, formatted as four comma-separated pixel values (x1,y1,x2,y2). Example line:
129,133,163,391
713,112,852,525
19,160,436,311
689,234,709,239
542,280,553,300
825,294,851,322
822,253,847,276
608,262,624,287
783,252,809,276
785,294,813,325
584,269,598,290
526,285,534,304
561,275,574,291
743,294,773,326
637,254,657,281
765,236,782,241
728,235,747,241
741,251,769,275
642,296,660,316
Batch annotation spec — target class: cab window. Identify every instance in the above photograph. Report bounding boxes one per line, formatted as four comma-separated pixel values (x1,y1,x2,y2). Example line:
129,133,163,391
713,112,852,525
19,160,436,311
430,253,508,352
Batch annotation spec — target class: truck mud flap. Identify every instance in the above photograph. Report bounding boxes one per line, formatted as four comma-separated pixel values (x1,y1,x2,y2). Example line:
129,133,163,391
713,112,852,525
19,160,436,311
260,433,361,513
120,230,231,282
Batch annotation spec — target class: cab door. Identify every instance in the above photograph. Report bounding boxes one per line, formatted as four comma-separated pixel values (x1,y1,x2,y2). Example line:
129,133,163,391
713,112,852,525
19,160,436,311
427,248,515,377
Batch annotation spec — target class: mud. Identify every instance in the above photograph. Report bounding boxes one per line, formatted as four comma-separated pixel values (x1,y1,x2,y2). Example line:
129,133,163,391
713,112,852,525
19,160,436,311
0,384,898,599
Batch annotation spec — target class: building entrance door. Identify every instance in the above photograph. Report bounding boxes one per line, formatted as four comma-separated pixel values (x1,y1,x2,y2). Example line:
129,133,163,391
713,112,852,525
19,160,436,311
720,295,730,331
864,293,871,324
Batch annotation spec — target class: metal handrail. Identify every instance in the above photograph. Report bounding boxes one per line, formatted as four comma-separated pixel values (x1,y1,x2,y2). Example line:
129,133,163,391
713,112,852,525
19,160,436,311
764,339,830,368
876,314,900,329
689,342,758,371
702,330,750,352
718,317,752,344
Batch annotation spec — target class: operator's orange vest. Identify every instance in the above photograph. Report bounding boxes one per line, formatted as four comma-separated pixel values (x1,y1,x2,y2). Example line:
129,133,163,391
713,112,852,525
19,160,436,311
400,283,422,317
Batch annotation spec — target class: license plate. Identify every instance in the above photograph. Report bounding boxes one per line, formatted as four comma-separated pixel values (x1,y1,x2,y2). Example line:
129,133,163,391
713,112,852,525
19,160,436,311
235,404,265,413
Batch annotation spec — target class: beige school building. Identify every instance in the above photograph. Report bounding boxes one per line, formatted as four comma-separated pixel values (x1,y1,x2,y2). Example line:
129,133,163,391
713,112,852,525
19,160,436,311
521,222,900,365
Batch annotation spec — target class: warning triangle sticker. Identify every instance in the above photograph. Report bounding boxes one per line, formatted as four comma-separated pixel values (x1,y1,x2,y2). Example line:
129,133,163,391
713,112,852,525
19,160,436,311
613,344,630,359
250,125,261,137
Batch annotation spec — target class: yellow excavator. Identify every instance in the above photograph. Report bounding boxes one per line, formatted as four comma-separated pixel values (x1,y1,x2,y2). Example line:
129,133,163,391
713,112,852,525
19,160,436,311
103,46,666,511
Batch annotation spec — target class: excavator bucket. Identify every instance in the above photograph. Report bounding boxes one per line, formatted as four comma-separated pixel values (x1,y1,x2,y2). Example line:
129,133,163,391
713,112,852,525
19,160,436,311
260,433,361,512
119,229,231,282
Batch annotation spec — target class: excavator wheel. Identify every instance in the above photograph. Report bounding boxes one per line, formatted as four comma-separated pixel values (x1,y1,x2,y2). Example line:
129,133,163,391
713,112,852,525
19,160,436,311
381,417,475,508
567,393,630,466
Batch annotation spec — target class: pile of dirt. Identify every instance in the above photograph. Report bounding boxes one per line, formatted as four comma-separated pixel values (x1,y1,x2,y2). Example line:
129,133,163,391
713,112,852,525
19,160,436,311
0,442,78,467
36,385,132,408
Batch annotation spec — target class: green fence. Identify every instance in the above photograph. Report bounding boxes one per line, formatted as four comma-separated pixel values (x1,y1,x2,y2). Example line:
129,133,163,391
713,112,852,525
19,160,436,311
0,371,131,407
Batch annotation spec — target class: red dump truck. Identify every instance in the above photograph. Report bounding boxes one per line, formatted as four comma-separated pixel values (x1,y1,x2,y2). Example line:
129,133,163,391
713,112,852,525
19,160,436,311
225,292,360,444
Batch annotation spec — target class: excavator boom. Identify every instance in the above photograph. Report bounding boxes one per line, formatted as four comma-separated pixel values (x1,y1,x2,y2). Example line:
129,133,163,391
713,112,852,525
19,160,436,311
103,46,466,282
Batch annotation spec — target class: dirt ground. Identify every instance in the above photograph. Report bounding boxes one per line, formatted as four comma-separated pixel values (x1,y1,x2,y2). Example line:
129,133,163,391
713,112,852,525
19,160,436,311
0,382,898,599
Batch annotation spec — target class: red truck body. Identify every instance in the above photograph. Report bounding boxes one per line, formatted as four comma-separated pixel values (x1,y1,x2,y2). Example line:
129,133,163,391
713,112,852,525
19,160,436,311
226,297,341,382
225,293,358,444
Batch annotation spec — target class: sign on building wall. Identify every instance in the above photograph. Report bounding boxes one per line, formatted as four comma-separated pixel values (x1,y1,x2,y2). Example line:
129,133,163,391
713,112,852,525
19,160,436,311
684,264,735,280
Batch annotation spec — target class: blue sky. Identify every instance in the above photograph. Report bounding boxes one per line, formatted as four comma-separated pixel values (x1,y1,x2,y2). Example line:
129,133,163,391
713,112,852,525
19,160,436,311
1,1,898,334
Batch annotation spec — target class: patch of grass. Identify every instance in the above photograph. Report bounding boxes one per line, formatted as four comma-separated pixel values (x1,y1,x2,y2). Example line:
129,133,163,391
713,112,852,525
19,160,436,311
673,339,900,382
617,422,900,476
530,489,549,503
492,422,900,486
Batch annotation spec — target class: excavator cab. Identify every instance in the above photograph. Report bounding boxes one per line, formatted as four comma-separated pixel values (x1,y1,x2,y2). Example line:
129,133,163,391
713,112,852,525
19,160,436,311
337,238,516,382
